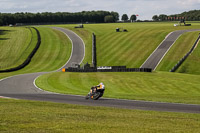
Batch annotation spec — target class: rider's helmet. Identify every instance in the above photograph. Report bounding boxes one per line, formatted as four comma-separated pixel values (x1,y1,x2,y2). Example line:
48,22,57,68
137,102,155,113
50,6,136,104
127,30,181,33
99,82,105,90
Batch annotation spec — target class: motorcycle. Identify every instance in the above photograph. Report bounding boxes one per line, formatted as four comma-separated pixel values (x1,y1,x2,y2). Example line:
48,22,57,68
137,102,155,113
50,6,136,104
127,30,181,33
85,86,104,100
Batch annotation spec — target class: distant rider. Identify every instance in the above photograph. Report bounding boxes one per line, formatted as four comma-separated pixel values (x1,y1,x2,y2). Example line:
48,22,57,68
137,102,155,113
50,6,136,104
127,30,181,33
90,82,105,94
86,82,105,100
95,82,105,91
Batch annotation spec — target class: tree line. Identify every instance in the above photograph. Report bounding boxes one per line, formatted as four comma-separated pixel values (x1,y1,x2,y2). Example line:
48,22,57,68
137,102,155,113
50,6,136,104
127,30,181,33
121,14,137,22
0,11,120,25
152,10,200,21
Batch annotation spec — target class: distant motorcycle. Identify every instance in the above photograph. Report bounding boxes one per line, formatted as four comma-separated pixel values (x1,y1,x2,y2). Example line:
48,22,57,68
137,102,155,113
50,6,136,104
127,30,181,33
85,86,105,100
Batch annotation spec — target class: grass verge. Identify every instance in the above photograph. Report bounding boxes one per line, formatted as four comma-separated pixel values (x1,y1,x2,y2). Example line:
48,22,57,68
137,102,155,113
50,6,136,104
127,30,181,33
0,98,200,133
36,71,200,104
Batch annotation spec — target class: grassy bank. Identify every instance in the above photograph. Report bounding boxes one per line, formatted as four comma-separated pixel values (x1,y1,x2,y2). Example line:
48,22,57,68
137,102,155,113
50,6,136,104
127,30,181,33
36,71,200,104
0,27,71,79
156,31,200,72
58,22,200,68
0,98,199,133
177,35,200,75
0,27,34,70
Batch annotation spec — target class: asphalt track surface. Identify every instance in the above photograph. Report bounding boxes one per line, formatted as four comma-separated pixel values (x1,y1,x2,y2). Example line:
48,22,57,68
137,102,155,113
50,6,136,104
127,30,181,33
141,29,200,70
0,27,200,114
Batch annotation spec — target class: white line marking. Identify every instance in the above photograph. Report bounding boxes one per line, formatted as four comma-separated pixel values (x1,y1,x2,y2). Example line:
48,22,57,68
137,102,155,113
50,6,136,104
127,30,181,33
0,96,18,100
52,27,74,71
141,29,200,70
155,30,200,70
140,32,173,68
33,74,86,97
154,34,182,70
70,29,86,65
52,27,85,71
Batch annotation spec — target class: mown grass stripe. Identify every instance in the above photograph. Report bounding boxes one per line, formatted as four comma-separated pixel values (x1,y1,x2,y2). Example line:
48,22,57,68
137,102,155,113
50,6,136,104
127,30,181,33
0,27,32,70
98,33,126,56
36,71,200,104
0,27,42,73
43,30,61,70
103,42,132,66
28,28,52,71
100,30,147,66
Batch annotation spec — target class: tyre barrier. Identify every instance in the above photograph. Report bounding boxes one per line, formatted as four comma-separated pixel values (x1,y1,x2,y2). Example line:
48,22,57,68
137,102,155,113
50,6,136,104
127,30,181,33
64,66,152,73
0,27,41,73
170,33,200,72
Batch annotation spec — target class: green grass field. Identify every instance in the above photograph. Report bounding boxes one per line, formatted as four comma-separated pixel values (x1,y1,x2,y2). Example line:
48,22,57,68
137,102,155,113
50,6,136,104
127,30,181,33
58,22,200,68
0,27,35,70
2,23,200,103
1,22,200,132
20,27,72,72
0,26,72,79
36,71,200,104
35,22,200,105
0,98,200,133
176,36,200,75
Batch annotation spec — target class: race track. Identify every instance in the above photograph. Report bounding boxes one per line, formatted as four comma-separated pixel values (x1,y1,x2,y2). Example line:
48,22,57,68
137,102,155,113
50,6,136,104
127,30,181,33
0,27,200,113
141,29,200,70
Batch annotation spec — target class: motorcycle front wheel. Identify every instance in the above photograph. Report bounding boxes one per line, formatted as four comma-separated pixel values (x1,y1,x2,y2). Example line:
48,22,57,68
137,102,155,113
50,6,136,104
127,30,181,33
92,92,101,100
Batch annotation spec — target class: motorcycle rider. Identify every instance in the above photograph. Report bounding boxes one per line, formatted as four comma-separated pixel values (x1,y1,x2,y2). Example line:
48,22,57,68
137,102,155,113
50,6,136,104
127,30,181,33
87,82,105,99
93,82,105,92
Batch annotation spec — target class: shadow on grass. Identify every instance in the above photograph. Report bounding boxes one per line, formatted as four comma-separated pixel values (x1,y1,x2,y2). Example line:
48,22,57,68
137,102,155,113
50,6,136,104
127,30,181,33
0,38,9,40
0,30,14,35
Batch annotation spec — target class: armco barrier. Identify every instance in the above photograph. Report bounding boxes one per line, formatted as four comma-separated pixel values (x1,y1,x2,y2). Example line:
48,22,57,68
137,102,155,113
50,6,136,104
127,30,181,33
0,27,41,73
170,33,200,72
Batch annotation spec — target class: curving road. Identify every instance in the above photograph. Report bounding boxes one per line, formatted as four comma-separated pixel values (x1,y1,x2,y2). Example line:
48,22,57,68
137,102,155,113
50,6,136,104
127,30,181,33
52,27,85,71
0,27,85,94
141,29,200,70
0,27,200,114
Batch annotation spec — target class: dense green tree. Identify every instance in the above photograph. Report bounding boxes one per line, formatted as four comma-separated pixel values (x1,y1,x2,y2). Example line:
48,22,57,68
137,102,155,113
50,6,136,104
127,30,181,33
158,14,167,21
111,11,119,22
0,14,2,25
121,14,129,22
153,10,200,21
104,15,114,23
130,14,137,22
0,11,119,25
152,15,159,21
0,19,2,25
